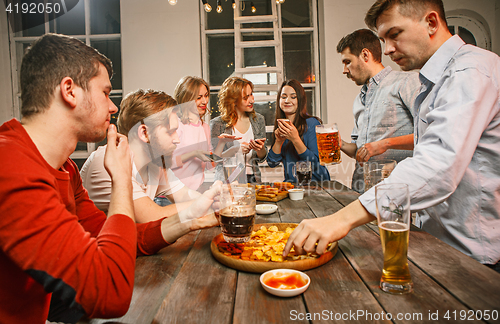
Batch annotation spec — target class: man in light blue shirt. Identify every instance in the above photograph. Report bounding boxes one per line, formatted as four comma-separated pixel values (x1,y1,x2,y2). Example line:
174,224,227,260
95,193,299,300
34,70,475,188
284,0,500,270
337,29,419,193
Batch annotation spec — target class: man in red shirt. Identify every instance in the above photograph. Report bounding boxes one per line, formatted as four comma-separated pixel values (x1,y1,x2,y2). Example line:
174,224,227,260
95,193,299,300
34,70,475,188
0,33,219,324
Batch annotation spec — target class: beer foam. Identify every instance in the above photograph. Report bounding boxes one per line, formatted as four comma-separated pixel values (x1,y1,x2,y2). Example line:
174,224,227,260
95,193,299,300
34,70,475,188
316,126,338,134
378,221,409,232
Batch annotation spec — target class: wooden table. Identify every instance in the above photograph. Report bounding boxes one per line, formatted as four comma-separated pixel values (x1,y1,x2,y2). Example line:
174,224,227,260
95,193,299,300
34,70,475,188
87,181,500,324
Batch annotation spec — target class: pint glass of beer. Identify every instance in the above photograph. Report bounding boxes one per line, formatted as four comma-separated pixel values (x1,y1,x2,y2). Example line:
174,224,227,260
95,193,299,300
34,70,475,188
315,123,341,165
375,183,413,294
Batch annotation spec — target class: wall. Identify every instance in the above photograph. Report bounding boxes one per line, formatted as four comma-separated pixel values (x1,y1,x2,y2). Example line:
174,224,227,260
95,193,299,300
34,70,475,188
120,0,202,95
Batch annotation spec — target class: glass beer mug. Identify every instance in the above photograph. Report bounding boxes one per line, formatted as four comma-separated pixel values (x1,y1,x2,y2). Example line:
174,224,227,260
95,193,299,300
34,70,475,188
315,123,341,165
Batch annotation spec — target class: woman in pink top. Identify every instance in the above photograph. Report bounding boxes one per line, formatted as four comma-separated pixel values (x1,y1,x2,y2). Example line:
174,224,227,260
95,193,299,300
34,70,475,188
172,76,215,190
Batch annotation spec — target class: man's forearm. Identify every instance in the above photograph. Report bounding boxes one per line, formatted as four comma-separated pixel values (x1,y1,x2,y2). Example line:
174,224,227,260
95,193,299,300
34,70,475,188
108,178,135,221
160,214,191,243
341,141,357,158
384,134,414,150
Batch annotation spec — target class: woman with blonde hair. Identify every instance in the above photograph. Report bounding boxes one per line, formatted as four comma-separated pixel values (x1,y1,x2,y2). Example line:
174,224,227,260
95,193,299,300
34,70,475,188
172,76,214,190
210,76,267,183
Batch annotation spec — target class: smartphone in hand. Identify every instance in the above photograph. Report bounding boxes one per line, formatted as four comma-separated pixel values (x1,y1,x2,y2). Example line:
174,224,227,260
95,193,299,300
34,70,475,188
204,152,223,163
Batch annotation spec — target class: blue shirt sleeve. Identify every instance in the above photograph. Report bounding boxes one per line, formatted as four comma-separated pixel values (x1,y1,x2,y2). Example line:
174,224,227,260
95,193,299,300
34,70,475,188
266,144,283,168
298,118,321,162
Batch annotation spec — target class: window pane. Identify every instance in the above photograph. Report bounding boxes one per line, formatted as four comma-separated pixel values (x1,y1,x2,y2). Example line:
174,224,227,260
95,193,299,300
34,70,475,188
253,101,276,126
242,33,274,42
16,42,31,90
242,73,277,85
19,13,45,37
458,26,476,46
448,25,455,34
243,47,276,68
75,142,88,151
210,92,220,119
208,36,235,86
90,0,121,34
91,40,122,90
283,33,314,83
206,4,234,30
281,0,311,27
241,0,272,16
55,0,85,35
93,95,121,148
241,22,272,29
110,95,121,127
305,88,315,116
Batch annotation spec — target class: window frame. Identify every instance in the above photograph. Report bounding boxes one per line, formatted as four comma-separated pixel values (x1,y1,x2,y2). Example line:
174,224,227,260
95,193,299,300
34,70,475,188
447,14,491,50
7,0,122,159
200,0,321,135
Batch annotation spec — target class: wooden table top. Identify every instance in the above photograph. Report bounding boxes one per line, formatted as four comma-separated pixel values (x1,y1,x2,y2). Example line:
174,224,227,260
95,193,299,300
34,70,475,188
87,181,500,324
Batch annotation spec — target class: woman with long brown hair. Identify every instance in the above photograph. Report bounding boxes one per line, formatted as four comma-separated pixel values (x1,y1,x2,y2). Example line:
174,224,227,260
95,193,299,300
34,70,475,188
267,79,330,183
210,76,267,183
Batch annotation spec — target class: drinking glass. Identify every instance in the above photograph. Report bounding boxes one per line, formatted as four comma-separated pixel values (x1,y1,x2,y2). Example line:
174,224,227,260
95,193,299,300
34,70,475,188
375,183,413,294
219,184,256,243
315,123,341,165
363,159,397,191
293,161,312,186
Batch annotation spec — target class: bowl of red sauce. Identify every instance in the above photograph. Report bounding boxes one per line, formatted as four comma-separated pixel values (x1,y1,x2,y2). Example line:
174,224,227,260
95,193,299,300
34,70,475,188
260,269,311,297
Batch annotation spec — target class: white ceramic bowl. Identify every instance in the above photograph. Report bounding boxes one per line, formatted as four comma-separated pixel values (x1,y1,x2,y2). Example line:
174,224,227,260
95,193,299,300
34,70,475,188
288,188,304,201
260,269,310,297
256,204,278,215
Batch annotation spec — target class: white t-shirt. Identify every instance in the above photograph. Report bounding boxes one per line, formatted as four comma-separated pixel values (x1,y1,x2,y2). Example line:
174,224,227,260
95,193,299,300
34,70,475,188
233,126,254,175
80,145,184,212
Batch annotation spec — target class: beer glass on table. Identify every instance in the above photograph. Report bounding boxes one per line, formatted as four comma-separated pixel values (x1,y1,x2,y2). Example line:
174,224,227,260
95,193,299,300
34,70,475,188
219,184,256,243
375,183,413,294
315,123,341,165
293,161,312,186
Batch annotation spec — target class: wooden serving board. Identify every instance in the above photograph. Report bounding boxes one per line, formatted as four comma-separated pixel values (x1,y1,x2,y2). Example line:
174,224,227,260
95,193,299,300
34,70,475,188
256,191,289,202
210,223,337,273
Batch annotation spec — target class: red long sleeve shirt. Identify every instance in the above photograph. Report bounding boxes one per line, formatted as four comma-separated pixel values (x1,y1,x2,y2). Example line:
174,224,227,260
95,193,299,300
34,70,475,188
0,119,170,323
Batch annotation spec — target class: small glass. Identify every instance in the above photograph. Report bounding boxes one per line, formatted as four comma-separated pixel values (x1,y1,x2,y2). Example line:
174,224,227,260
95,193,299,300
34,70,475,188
219,184,256,243
375,183,413,294
363,160,397,191
293,161,312,186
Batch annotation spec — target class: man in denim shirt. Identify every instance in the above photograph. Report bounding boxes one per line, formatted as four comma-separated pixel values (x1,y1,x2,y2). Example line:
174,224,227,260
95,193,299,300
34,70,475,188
337,29,420,193
284,0,500,271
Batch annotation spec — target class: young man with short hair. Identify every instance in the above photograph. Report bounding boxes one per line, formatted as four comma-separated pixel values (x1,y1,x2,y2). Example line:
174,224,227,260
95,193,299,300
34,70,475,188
337,29,419,192
0,33,220,323
284,0,500,272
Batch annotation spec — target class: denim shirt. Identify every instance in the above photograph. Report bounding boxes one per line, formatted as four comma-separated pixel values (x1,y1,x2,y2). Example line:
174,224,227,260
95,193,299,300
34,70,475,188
359,35,500,265
350,66,420,192
267,117,330,183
